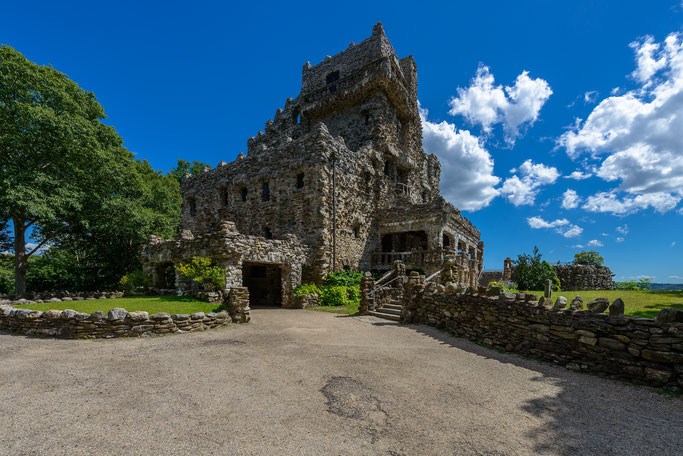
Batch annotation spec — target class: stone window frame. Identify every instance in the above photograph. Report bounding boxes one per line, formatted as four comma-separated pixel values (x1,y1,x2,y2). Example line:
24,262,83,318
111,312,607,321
220,186,230,207
295,172,305,190
262,181,271,202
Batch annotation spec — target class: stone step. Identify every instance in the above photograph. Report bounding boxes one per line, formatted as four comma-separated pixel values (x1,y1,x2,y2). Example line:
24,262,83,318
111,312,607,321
367,310,401,322
382,304,403,311
376,307,401,316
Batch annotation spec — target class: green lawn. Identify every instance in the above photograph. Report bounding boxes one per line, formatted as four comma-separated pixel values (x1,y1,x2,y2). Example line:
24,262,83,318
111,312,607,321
14,295,223,315
526,289,683,318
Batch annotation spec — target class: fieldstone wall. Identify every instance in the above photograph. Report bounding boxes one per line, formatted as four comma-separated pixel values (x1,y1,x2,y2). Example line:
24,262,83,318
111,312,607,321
553,264,615,290
0,305,246,339
402,285,683,390
0,291,124,305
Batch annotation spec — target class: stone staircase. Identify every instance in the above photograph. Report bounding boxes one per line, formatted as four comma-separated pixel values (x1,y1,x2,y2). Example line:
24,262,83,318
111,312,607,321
367,298,402,322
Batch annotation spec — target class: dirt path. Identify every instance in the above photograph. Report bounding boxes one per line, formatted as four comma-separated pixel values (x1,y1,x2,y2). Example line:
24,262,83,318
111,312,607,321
1,309,681,455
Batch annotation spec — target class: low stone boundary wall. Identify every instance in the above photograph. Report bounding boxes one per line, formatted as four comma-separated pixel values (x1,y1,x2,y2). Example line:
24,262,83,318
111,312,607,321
0,306,240,339
402,287,683,390
1,291,124,306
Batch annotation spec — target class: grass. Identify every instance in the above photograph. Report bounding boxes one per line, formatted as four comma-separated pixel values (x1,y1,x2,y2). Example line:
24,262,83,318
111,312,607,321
13,295,223,315
305,301,360,315
525,289,683,318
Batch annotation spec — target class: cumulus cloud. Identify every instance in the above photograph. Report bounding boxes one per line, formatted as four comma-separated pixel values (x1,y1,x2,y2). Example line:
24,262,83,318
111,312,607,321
587,239,604,247
500,160,559,206
559,32,683,214
616,224,629,235
582,191,680,215
526,216,582,238
527,216,569,229
561,189,580,209
420,108,500,211
448,65,552,144
616,237,625,243
564,170,592,180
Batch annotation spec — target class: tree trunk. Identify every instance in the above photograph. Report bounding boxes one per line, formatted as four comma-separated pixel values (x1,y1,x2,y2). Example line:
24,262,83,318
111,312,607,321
13,215,27,297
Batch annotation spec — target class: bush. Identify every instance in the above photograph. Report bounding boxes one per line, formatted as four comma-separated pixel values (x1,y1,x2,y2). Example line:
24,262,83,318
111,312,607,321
294,283,322,297
325,270,363,287
513,246,560,291
320,285,349,306
489,281,518,293
177,257,226,291
118,270,150,292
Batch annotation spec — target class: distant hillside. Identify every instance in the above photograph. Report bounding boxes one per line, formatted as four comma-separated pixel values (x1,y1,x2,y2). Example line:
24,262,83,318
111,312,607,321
649,283,683,291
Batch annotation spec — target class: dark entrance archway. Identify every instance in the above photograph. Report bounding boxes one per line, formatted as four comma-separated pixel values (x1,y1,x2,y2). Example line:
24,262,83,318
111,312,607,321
242,262,282,307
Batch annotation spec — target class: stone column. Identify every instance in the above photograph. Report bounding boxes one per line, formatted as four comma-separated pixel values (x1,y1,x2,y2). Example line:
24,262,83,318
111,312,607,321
360,272,375,314
229,287,251,323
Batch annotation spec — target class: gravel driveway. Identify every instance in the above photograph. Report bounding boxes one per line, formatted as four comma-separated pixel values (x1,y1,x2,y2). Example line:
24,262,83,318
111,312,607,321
2,308,682,455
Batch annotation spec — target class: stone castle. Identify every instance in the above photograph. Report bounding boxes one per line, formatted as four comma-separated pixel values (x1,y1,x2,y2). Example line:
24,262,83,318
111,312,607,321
142,23,484,307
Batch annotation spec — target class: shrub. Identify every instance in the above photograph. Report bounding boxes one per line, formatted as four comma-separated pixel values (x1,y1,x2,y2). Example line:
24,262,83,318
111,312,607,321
489,281,518,293
325,269,363,287
118,270,150,292
294,283,322,297
347,285,360,304
177,257,226,291
513,246,560,291
320,285,349,306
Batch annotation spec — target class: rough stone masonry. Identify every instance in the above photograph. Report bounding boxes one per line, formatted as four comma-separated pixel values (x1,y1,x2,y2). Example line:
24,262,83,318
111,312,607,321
142,23,484,307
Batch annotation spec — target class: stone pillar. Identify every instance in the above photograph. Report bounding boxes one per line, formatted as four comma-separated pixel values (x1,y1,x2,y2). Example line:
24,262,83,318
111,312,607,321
503,257,513,281
229,287,251,323
360,272,375,314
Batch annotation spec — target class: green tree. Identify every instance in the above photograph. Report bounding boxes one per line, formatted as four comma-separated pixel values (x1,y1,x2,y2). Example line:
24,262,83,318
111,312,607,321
169,159,210,184
513,246,560,291
573,250,604,266
0,45,182,295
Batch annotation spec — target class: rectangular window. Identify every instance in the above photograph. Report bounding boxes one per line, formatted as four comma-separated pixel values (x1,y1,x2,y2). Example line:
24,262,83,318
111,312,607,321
188,198,197,217
241,187,248,202
262,182,270,202
296,173,304,189
221,187,229,207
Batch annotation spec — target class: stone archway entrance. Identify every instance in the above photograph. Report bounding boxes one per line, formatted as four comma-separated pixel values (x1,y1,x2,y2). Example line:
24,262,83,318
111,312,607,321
242,262,283,307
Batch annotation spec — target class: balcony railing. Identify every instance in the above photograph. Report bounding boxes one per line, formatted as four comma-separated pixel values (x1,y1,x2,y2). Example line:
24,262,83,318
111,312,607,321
372,249,455,268
395,182,410,198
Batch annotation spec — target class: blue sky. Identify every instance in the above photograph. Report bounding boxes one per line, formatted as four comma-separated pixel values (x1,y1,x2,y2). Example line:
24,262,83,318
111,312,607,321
3,0,683,282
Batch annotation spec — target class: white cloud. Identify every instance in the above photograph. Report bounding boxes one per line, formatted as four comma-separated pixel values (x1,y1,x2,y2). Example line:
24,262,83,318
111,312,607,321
584,90,599,104
582,191,680,215
616,237,625,243
561,189,580,209
420,108,500,211
587,239,604,247
564,170,592,180
616,224,629,235
562,225,584,238
448,65,552,144
558,32,683,214
500,159,559,206
526,216,582,238
527,216,569,229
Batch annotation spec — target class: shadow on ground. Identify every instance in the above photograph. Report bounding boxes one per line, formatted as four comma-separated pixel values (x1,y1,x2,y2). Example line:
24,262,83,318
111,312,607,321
372,318,683,455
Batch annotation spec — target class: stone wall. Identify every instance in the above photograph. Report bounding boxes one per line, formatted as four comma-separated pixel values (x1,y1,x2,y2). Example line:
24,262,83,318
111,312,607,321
553,264,615,290
0,305,246,339
402,286,683,390
1,291,124,305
